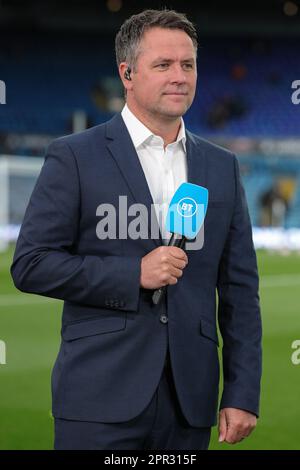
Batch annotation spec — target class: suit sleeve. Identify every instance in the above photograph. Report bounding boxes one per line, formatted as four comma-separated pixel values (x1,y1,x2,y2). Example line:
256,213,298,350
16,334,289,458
217,155,262,417
11,139,141,312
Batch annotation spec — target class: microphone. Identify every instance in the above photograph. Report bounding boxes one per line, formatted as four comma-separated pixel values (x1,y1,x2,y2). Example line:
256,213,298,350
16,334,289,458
152,182,209,305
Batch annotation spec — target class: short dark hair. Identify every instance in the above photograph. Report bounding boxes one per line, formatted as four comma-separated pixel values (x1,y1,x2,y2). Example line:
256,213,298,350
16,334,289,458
115,9,198,71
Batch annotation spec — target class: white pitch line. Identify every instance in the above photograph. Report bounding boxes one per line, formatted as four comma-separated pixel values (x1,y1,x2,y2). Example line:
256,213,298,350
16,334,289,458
0,294,60,306
0,273,299,306
260,274,300,288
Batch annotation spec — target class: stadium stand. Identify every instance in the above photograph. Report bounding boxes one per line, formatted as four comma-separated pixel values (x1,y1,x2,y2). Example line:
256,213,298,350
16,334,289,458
1,33,299,138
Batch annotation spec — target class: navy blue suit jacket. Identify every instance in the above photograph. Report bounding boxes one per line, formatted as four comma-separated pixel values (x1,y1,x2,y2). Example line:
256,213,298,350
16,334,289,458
11,113,262,427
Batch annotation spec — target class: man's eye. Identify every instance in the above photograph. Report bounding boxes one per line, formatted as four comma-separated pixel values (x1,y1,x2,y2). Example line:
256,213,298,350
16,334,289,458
157,63,169,68
183,63,193,69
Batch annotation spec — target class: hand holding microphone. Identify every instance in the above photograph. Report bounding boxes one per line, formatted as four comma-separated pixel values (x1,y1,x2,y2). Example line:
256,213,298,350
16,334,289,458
140,182,209,305
140,245,188,290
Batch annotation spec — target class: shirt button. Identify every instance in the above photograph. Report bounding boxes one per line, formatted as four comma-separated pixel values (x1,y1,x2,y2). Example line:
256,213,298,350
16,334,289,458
160,314,168,324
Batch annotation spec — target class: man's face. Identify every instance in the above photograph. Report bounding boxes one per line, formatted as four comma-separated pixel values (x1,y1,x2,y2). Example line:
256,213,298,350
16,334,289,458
125,27,197,121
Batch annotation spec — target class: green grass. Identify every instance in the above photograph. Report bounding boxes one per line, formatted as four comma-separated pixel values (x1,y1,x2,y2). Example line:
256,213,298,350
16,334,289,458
0,246,300,449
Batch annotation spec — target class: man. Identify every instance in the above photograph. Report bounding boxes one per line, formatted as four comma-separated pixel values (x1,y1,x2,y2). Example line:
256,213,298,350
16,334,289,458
11,9,262,450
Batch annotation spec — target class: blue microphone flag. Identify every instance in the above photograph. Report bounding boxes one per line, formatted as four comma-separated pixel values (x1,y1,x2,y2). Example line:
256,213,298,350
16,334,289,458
165,182,209,239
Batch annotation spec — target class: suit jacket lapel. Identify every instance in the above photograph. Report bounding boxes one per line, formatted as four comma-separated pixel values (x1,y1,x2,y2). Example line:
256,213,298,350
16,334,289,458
105,113,163,247
186,130,207,189
105,115,207,248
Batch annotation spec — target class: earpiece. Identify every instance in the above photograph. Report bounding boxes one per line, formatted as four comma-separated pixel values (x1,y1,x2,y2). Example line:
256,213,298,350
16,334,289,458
124,67,132,81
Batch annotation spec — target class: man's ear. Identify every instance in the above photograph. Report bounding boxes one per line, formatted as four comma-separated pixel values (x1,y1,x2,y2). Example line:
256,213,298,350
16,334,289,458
119,63,133,92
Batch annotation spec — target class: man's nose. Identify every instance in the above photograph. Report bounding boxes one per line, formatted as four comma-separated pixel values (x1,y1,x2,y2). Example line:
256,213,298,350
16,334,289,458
170,65,187,83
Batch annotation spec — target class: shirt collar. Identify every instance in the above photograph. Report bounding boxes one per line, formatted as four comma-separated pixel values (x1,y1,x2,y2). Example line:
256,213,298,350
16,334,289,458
121,104,186,152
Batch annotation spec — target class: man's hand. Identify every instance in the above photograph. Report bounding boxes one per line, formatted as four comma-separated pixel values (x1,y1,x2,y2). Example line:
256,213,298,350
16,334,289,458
140,246,188,290
218,408,257,444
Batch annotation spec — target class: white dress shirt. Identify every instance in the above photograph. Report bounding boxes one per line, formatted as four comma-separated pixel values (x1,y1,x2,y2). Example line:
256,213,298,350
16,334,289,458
121,104,188,243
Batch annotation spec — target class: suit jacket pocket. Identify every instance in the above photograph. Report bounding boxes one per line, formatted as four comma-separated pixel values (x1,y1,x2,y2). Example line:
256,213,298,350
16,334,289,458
199,318,219,346
62,314,126,341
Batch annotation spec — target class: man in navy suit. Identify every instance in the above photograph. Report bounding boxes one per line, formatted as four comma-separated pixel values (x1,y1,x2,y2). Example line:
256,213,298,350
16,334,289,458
11,9,262,450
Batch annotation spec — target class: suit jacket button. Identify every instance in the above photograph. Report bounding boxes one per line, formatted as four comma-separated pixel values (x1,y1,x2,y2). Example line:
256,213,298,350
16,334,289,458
160,314,168,324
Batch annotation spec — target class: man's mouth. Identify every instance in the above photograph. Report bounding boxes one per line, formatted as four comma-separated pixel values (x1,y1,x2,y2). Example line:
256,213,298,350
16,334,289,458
163,92,188,96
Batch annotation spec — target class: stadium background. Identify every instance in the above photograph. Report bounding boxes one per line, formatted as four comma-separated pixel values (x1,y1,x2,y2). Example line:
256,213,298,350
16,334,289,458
0,0,300,450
